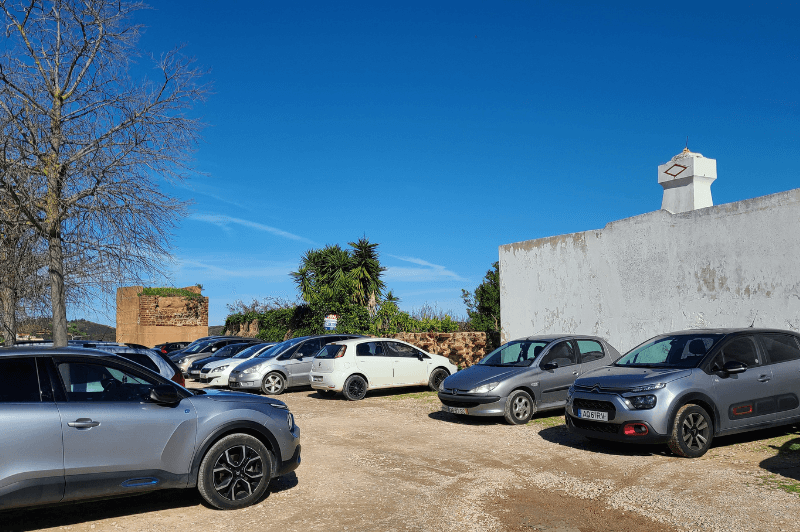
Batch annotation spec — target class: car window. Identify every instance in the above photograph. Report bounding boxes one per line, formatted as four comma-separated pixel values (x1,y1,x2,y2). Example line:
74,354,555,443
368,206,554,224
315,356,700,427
760,334,800,364
234,343,270,359
576,340,605,363
0,357,41,403
57,361,158,402
385,342,420,358
540,341,577,368
114,352,160,373
356,342,385,357
616,334,721,368
477,340,549,366
714,337,760,368
296,339,322,358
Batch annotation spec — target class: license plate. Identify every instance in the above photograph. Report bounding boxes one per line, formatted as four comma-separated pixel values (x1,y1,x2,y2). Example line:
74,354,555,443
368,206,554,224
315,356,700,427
577,409,608,422
441,405,467,415
312,376,323,382
230,382,239,387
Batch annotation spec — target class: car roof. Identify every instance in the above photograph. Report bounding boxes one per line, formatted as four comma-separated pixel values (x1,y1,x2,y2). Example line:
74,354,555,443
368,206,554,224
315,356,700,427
0,346,129,358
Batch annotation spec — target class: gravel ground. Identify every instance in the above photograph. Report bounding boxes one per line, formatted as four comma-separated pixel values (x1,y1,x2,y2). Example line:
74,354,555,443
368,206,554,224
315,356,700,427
4,384,800,532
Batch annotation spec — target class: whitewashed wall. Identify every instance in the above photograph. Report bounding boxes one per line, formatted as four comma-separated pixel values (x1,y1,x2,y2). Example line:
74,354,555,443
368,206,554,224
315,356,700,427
499,189,800,352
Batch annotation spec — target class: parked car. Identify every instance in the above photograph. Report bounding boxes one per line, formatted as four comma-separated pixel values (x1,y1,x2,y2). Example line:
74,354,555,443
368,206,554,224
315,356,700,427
200,343,277,386
0,347,300,511
175,338,261,374
229,335,363,395
309,337,459,401
437,335,619,424
155,341,190,355
565,328,800,458
168,336,242,361
186,342,267,380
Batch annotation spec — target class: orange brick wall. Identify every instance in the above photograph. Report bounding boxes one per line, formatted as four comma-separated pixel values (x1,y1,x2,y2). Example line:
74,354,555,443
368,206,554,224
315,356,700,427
116,286,209,347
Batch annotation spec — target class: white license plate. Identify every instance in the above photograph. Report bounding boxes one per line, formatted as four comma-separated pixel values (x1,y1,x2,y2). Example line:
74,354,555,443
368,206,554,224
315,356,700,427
442,405,467,415
577,409,608,422
312,376,323,382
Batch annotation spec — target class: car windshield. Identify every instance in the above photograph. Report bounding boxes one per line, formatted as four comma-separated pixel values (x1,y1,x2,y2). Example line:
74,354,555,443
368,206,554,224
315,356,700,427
183,340,214,354
256,339,300,359
211,345,240,358
478,340,551,367
615,334,723,368
234,343,270,359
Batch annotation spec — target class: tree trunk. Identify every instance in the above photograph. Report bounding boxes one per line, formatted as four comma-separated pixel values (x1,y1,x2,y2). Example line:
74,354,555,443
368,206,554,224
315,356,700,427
0,287,16,347
48,231,68,347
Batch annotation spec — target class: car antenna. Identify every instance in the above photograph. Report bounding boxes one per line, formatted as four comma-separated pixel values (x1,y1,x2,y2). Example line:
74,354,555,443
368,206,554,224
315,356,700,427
749,311,758,328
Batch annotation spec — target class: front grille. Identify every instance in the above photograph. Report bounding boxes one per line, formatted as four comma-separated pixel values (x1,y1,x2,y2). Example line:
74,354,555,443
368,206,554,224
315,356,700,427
201,368,211,374
231,370,241,376
571,417,620,434
440,398,484,408
573,399,617,420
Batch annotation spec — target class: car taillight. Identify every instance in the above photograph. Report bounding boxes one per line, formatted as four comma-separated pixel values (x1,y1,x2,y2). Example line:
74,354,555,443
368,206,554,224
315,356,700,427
161,347,168,354
173,372,185,387
334,345,347,358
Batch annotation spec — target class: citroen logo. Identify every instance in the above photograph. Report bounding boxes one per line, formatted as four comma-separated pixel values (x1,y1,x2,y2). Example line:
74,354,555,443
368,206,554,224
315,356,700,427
591,385,601,393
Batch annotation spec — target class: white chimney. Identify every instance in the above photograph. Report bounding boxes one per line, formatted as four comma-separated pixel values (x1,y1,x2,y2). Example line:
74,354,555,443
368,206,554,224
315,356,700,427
658,148,717,213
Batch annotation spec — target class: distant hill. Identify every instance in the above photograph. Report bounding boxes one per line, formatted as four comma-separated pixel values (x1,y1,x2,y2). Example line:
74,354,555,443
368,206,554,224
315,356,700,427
17,318,116,342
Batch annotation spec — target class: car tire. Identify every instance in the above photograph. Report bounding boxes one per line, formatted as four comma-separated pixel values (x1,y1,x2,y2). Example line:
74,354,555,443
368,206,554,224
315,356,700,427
342,375,368,401
428,368,449,391
667,403,713,458
504,389,534,425
261,372,286,395
197,433,273,510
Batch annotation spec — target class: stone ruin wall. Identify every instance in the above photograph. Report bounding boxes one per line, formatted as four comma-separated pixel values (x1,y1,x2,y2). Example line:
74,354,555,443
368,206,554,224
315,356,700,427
225,320,490,368
117,286,209,347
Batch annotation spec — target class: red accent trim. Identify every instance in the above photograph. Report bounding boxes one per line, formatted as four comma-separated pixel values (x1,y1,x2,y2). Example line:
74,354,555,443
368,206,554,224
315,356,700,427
733,405,753,416
623,423,649,436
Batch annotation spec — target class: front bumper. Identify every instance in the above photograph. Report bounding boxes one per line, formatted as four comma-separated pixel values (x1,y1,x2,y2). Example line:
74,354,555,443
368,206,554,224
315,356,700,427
200,373,227,386
275,444,302,477
565,391,670,444
437,392,505,416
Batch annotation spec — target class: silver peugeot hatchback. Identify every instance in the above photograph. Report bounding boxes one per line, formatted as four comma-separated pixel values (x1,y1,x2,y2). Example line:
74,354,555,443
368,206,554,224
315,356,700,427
566,328,800,457
0,347,301,511
438,335,620,424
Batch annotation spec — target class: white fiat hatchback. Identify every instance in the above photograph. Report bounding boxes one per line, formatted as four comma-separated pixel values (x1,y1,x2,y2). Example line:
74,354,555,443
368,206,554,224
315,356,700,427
309,338,459,400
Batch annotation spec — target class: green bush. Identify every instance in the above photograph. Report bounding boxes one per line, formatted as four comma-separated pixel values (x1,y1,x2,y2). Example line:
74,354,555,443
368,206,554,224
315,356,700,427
138,287,204,300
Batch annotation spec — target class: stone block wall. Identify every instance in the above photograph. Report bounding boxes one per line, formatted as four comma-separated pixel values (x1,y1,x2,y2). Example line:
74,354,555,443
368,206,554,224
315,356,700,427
117,286,209,347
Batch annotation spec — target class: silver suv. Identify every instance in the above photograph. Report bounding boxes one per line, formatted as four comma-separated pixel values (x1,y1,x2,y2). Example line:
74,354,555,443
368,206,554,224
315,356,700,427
0,348,301,511
229,335,362,394
566,328,800,457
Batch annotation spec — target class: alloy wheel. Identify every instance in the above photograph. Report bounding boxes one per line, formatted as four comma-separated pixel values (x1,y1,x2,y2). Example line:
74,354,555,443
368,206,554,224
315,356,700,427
263,374,283,394
681,412,709,451
512,395,531,420
212,445,264,502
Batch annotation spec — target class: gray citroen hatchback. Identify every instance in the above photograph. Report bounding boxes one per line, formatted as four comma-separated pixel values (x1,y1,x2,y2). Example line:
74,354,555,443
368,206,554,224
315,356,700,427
438,335,620,424
566,328,800,457
0,347,300,511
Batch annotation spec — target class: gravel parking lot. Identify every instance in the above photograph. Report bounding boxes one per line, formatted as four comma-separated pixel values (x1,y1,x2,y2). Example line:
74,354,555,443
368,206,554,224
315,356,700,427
5,384,800,532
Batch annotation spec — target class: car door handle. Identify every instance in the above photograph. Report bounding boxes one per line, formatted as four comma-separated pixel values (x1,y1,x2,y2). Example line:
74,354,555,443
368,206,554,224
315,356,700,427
68,418,100,429
572,371,579,375
757,375,771,382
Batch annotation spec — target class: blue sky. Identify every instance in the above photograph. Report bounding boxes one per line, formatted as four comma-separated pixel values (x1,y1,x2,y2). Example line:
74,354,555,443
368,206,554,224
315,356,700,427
91,1,799,326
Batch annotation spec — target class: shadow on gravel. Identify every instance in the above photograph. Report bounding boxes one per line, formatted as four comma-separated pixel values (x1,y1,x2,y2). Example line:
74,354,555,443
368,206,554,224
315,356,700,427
429,409,565,426
0,473,300,531
758,435,800,484
311,385,434,400
711,424,800,450
537,425,668,457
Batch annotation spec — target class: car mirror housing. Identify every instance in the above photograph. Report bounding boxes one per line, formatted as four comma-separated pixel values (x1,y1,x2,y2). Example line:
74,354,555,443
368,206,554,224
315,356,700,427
150,384,181,406
540,362,558,371
722,360,747,374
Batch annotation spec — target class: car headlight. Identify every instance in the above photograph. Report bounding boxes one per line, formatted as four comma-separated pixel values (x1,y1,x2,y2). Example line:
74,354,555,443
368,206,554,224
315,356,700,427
469,382,499,394
179,358,188,365
242,364,263,374
629,383,665,393
211,365,228,373
625,395,658,410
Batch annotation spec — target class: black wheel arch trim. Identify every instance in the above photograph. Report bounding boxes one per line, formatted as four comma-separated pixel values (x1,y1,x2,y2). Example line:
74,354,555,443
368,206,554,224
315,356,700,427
189,421,282,487
667,392,719,435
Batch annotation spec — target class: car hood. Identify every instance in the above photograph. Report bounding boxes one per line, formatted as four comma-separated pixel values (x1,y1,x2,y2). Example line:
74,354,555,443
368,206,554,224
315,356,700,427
576,366,692,389
196,388,287,406
443,364,529,390
234,357,278,371
202,357,240,369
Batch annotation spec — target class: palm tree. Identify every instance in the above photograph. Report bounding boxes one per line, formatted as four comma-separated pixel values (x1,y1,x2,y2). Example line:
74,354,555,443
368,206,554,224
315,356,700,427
348,237,386,306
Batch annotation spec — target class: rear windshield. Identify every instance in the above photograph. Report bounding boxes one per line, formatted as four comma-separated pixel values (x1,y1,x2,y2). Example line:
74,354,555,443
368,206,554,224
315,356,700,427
615,334,723,368
315,344,344,359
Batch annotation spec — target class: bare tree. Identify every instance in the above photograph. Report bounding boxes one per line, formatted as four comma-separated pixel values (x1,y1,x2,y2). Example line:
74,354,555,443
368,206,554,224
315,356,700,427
0,0,206,345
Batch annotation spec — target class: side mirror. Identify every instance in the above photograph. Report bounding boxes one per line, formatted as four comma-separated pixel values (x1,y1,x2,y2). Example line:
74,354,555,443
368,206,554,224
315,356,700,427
211,346,218,352
417,354,425,361
150,384,181,406
541,362,558,371
723,360,747,374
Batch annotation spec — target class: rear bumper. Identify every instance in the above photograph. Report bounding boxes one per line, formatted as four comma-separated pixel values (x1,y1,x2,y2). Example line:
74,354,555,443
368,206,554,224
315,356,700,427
309,372,342,392
565,413,669,444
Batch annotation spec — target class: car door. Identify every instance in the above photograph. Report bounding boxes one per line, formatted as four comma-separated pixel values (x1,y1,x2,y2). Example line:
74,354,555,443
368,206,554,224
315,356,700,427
538,340,581,407
0,357,64,510
52,357,197,501
385,342,428,385
285,339,322,387
756,333,800,422
354,341,393,387
709,336,775,431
